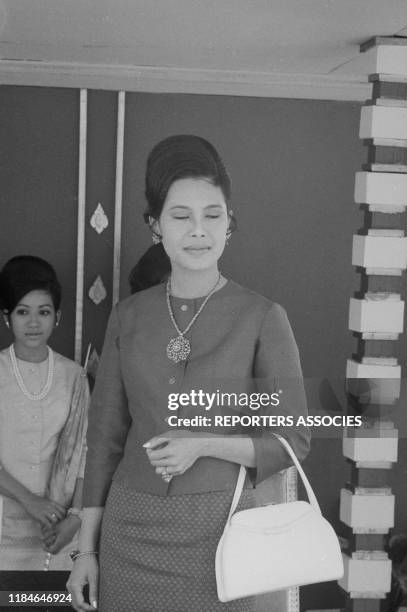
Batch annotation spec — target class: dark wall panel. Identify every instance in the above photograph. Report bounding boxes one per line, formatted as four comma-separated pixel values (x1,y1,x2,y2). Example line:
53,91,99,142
0,86,78,358
82,90,118,361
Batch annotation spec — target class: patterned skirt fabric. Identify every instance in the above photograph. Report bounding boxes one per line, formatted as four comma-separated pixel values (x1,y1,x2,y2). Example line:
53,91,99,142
99,481,256,612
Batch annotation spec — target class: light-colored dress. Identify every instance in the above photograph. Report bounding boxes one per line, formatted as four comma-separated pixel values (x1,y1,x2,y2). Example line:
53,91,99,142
0,347,88,571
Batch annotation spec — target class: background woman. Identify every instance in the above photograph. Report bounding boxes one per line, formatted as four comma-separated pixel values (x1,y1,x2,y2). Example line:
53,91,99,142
68,135,310,612
0,255,89,610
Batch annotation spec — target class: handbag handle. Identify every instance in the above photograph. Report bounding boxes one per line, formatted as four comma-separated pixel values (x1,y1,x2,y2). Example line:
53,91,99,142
225,434,321,525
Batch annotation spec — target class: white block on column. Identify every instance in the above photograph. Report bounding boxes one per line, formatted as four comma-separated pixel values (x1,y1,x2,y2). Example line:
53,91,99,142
343,420,399,462
352,235,407,271
354,171,407,211
349,297,404,333
346,358,401,404
373,44,407,76
338,553,391,594
360,106,407,140
343,435,398,463
346,359,401,380
340,489,395,530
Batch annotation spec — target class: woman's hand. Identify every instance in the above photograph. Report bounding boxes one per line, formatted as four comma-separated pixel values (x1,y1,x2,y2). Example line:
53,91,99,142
143,429,208,478
20,493,66,528
40,523,56,549
41,515,81,554
67,554,99,611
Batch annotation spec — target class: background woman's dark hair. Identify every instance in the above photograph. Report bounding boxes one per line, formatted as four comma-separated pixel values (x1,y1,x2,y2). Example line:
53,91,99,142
129,244,169,294
0,255,62,313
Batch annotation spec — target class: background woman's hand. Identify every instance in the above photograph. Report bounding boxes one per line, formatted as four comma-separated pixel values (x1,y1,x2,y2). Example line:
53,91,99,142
20,493,65,528
41,515,81,554
144,429,208,477
67,554,99,611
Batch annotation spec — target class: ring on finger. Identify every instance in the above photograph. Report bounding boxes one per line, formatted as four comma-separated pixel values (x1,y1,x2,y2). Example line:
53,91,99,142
161,467,172,482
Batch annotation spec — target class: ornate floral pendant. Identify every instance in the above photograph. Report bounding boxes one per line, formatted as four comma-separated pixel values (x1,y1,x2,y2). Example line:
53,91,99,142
166,335,190,363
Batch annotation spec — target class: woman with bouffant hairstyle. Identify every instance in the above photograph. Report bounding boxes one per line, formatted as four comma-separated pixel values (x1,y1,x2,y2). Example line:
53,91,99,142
68,135,310,611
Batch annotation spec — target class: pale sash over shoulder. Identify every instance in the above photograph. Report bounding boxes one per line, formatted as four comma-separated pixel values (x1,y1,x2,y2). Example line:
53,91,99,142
46,369,89,507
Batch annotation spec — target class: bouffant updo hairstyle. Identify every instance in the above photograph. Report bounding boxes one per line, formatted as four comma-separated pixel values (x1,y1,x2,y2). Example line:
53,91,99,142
144,134,232,224
0,255,61,314
129,135,235,294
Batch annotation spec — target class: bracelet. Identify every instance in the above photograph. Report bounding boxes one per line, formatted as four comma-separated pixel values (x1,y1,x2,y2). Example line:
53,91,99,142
67,507,83,520
70,550,98,562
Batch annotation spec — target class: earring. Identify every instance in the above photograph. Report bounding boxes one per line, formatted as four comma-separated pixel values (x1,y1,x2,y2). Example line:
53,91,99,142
225,233,231,246
5,320,10,329
148,216,162,245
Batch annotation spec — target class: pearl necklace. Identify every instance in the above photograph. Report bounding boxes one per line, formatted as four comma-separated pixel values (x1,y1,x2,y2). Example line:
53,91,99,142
9,344,54,401
166,273,222,363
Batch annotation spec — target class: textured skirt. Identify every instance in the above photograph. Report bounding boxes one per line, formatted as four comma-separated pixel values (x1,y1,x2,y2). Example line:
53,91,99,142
99,480,256,612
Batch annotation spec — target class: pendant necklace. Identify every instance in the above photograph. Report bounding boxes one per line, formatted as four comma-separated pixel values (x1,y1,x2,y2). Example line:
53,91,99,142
9,344,54,401
166,273,222,363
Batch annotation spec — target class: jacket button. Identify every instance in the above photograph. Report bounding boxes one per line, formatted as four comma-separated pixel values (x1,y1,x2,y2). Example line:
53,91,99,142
169,377,176,384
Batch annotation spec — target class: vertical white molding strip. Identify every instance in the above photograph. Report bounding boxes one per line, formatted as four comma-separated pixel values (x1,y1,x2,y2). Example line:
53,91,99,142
74,89,87,363
112,90,126,305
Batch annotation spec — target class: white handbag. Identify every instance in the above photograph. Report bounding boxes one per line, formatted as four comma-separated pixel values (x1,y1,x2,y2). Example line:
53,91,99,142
215,434,344,602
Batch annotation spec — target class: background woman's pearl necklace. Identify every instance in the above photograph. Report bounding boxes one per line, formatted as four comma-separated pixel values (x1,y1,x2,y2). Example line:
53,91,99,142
9,344,54,401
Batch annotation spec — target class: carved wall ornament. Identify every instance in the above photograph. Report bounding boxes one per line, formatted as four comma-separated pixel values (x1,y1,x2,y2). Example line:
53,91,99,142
90,203,109,234
88,275,107,305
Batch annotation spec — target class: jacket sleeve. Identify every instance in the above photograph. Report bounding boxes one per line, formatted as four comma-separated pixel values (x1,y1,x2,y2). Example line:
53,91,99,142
82,306,132,506
250,303,310,484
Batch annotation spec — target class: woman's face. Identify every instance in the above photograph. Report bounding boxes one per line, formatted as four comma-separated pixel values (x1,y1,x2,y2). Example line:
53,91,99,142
6,290,60,355
157,178,229,273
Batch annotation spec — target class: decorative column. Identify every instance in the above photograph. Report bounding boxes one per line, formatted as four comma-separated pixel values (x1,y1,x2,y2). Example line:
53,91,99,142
339,37,407,612
79,90,126,375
